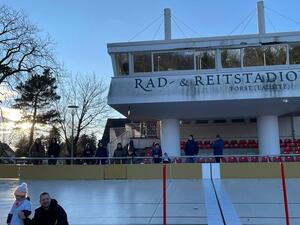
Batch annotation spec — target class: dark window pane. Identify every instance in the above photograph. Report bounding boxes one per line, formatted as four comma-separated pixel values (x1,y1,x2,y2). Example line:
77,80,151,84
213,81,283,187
265,45,286,65
196,120,208,124
243,47,264,67
289,44,300,64
115,53,129,75
231,119,245,123
133,52,152,73
221,49,241,68
213,119,227,123
196,50,215,69
153,51,194,71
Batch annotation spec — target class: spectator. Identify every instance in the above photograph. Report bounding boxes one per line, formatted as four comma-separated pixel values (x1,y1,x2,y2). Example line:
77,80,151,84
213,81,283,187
30,138,45,165
113,143,127,164
212,134,224,163
47,138,60,165
126,140,137,164
184,135,199,163
82,143,94,165
152,143,162,164
21,192,68,225
7,182,31,225
95,140,108,165
162,152,171,163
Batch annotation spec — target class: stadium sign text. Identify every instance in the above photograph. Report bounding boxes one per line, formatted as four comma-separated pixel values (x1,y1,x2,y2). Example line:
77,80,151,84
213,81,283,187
134,70,299,92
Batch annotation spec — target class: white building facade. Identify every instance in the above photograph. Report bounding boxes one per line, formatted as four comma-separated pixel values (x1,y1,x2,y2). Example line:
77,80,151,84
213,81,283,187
107,2,300,157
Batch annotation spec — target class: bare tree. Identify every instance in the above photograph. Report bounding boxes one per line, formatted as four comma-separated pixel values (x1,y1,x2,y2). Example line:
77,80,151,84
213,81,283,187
57,74,109,156
0,5,58,86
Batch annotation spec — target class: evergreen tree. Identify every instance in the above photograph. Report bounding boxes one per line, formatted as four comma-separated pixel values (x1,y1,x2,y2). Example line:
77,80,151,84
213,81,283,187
13,69,60,153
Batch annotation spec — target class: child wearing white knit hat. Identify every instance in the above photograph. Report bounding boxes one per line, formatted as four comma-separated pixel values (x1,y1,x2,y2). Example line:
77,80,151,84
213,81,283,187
7,183,32,225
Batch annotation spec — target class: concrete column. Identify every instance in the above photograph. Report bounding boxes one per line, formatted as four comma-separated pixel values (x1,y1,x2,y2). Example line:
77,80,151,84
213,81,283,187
160,119,180,157
164,8,171,40
257,1,266,34
257,115,280,155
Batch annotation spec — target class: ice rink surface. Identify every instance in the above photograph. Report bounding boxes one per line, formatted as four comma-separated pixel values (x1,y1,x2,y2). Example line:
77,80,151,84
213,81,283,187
1,179,300,225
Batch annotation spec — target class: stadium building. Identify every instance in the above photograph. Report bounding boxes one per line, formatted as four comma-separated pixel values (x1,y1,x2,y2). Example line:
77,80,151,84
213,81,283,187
107,1,300,157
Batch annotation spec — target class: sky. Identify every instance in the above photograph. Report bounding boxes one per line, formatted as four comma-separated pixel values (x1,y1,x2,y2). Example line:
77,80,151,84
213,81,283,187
2,0,300,83
1,0,300,144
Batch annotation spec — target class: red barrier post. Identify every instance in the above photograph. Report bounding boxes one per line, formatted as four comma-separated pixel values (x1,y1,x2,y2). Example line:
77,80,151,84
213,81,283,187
163,164,167,225
280,162,290,225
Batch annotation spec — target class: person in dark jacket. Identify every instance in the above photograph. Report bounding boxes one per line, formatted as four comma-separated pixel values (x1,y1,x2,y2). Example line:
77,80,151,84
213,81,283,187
30,138,45,165
126,140,137,164
212,134,224,163
47,138,60,165
184,135,199,163
95,140,108,165
21,192,68,225
113,143,127,164
82,143,94,165
152,143,162,164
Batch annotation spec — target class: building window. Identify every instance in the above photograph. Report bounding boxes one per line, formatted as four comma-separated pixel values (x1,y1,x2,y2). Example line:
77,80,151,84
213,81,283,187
243,46,264,67
221,49,241,68
289,43,300,64
231,119,245,123
264,45,286,65
213,119,227,123
133,52,152,73
195,50,215,69
196,120,208,124
115,53,129,75
153,51,194,71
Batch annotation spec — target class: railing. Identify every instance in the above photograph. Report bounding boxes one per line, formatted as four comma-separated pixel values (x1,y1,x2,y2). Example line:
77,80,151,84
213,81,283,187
0,154,299,165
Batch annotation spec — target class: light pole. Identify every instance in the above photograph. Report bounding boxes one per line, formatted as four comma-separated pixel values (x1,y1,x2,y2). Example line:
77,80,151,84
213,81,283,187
68,105,79,164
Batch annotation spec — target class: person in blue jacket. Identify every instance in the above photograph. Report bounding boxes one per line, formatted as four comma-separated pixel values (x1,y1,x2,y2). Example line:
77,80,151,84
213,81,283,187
152,143,162,164
184,135,199,163
212,134,224,163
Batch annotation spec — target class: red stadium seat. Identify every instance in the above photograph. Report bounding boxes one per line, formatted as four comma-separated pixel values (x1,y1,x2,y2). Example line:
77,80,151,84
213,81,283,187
173,157,182,163
228,156,238,163
280,143,286,148
224,144,230,149
261,156,269,162
206,157,216,163
250,156,259,162
284,156,294,162
197,157,206,163
295,156,300,162
239,156,249,162
272,156,282,162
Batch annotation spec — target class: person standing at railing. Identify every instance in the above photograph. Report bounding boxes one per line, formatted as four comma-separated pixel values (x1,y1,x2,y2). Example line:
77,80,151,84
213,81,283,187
95,140,108,165
47,138,60,165
184,135,199,163
113,142,127,164
82,143,95,165
212,134,224,163
30,138,45,165
126,140,137,164
152,143,162,164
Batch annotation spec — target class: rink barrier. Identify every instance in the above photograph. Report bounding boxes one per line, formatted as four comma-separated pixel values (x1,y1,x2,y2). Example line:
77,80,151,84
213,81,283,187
0,164,19,178
20,165,105,179
0,156,300,179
